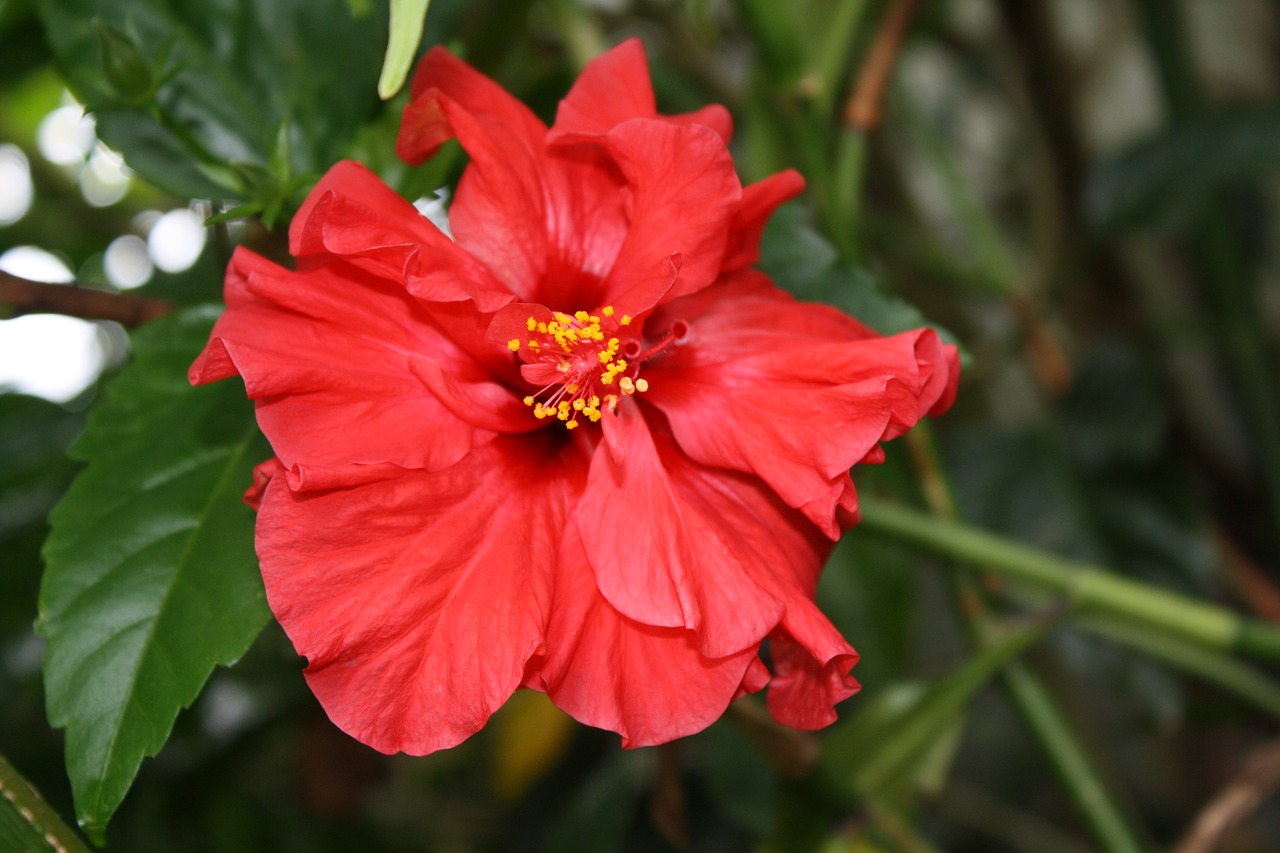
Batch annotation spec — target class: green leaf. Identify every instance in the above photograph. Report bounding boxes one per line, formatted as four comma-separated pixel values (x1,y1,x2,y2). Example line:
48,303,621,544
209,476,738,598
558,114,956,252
37,0,387,201
92,18,154,104
759,203,967,357
1090,107,1280,232
38,306,270,843
378,0,430,100
0,753,91,853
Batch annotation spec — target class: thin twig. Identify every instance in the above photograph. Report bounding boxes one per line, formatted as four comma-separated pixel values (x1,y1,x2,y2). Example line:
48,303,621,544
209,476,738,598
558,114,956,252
1213,526,1280,622
843,0,918,133
1173,739,1280,853
0,270,174,327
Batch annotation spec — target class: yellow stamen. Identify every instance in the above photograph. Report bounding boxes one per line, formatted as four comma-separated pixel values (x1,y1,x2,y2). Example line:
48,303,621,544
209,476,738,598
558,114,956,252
513,304,662,431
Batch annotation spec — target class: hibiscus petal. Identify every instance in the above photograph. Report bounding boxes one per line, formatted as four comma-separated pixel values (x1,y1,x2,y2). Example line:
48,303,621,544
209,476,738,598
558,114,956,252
721,169,806,273
645,272,960,536
578,403,783,659
550,39,733,146
397,46,546,165
397,53,551,298
551,39,657,140
253,435,576,755
600,119,741,312
190,248,518,486
290,161,513,313
536,523,759,748
664,459,861,728
766,630,861,729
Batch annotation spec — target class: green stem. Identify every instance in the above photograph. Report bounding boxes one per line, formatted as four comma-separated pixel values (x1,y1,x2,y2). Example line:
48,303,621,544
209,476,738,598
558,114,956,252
858,500,1280,660
1078,615,1280,720
816,0,873,118
0,754,91,853
830,128,869,263
999,663,1144,853
905,428,1147,853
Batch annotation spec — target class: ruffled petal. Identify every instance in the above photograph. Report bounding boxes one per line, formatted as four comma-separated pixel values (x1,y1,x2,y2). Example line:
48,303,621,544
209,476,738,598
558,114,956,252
189,248,524,489
290,161,513,313
550,38,732,145
578,403,783,659
721,169,806,273
645,271,960,536
550,39,657,141
397,52,551,298
536,523,759,748
668,104,733,143
658,455,860,728
766,629,861,730
397,46,546,165
253,435,577,755
398,49,633,309
599,119,741,312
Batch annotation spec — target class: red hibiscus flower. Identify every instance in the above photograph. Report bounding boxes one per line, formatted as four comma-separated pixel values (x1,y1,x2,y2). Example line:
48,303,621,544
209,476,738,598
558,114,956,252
190,39,959,755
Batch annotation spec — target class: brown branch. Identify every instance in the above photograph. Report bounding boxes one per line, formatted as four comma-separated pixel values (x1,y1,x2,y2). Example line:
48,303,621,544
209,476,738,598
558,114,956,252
1173,738,1280,853
1213,525,1280,622
0,270,174,327
843,0,919,133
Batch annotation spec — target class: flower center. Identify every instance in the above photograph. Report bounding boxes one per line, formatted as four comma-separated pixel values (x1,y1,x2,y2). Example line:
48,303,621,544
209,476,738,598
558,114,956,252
506,305,651,430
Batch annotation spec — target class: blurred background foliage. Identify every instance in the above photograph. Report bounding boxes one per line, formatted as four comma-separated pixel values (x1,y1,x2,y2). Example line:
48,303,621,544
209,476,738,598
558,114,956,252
2,0,1280,850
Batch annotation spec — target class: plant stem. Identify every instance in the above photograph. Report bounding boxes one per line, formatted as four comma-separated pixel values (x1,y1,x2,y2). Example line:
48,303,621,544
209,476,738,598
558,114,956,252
843,0,917,135
0,270,174,326
1000,663,1144,853
858,499,1280,660
0,754,91,853
903,427,1148,853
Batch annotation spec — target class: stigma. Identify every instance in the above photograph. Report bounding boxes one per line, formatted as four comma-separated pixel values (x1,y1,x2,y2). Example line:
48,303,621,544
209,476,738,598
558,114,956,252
506,306,649,430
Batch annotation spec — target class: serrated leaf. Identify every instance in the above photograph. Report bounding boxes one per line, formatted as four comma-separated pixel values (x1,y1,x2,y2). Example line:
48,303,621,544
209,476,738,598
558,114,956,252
37,0,387,201
38,306,269,843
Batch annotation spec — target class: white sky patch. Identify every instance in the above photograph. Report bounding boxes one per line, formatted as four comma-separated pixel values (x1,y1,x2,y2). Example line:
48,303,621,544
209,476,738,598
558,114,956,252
36,103,95,167
148,207,206,273
0,145,34,225
0,247,109,403
104,234,154,289
413,187,452,239
80,143,132,207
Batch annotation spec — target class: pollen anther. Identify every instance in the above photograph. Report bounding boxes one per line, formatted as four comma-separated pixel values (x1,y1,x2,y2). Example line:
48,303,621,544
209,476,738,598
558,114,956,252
513,305,661,430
